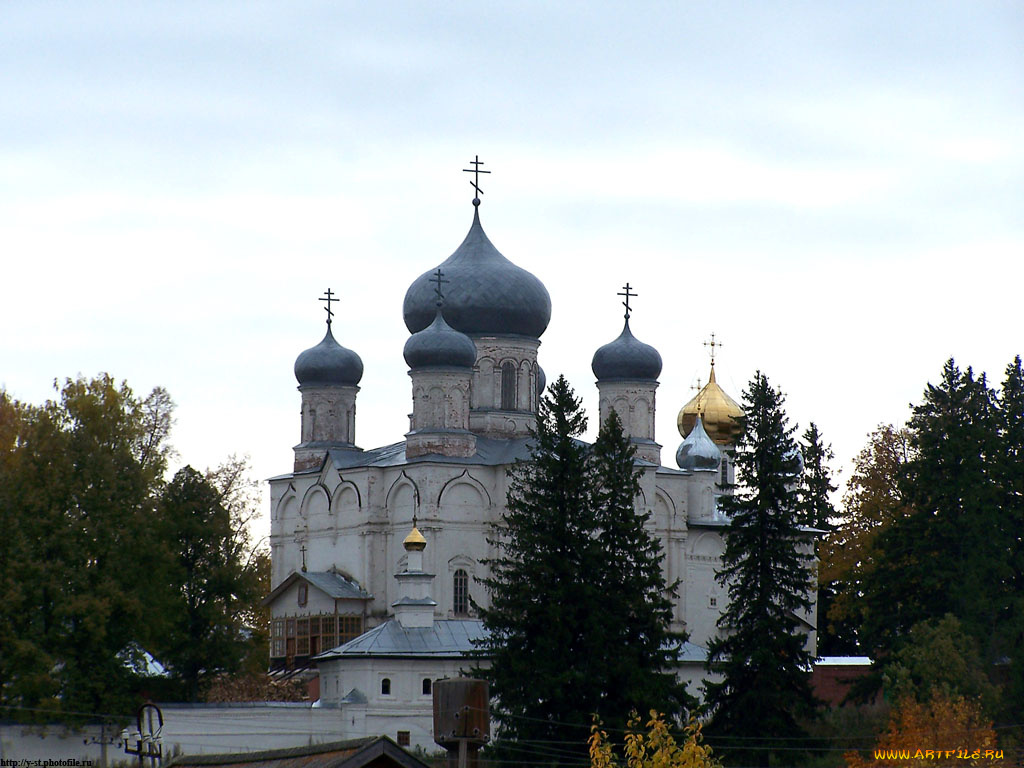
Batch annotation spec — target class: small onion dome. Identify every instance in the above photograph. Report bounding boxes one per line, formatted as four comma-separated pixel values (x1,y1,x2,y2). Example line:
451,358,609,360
294,326,363,386
536,365,547,398
403,525,427,552
677,365,743,445
591,319,663,382
403,308,477,369
676,415,722,471
403,208,552,339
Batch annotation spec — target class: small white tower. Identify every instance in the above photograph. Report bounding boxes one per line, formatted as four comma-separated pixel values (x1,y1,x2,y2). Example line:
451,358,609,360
392,522,437,629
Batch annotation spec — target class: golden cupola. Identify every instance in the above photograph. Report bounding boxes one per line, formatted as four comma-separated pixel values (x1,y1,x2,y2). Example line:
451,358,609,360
677,363,743,445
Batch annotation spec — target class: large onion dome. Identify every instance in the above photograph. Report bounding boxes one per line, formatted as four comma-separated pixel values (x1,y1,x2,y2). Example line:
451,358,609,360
677,364,743,445
403,308,477,369
403,207,551,338
592,319,663,382
676,415,721,471
294,326,363,386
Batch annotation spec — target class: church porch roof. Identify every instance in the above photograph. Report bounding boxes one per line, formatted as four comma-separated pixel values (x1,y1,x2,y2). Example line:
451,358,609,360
315,618,487,660
262,571,372,607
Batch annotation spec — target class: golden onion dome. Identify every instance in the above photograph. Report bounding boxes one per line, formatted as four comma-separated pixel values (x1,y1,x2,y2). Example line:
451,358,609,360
677,364,744,445
403,525,427,552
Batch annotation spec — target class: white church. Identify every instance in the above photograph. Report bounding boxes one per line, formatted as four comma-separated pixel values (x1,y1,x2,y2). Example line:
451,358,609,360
263,179,817,750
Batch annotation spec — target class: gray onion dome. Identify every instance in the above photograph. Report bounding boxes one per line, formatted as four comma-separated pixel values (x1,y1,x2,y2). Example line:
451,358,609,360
294,327,364,386
591,319,663,382
403,208,551,338
403,309,477,369
676,416,722,471
536,365,547,398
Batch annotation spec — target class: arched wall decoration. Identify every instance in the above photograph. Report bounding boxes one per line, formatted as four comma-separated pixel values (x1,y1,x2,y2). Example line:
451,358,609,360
385,470,421,517
439,469,492,508
332,480,361,514
300,482,331,517
274,491,297,522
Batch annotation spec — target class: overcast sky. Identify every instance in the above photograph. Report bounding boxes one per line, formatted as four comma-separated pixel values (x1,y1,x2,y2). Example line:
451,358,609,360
3,1,1022,528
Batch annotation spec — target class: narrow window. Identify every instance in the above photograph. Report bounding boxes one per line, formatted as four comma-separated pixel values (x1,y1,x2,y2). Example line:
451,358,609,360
422,678,432,696
720,456,728,486
297,582,308,607
397,731,410,747
501,362,517,410
381,678,391,696
453,569,469,616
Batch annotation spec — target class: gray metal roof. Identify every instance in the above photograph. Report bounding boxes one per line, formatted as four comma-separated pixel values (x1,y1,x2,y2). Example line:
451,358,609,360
403,309,477,370
328,435,534,470
403,207,551,339
591,318,663,382
294,326,364,387
316,619,488,660
263,571,372,607
676,416,721,471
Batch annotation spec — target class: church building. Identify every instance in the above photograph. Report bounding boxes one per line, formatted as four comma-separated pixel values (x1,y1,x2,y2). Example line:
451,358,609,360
264,169,815,749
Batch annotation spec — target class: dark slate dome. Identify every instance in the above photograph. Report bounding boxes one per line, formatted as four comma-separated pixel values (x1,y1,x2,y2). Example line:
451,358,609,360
676,416,722,471
403,208,551,338
403,309,477,370
591,319,663,382
294,326,363,386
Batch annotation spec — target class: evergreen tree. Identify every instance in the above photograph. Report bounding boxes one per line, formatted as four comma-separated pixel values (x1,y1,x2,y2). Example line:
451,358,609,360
796,423,847,655
863,361,1004,659
590,410,692,730
477,375,602,762
797,423,836,531
704,372,818,766
995,356,1024,718
478,377,685,764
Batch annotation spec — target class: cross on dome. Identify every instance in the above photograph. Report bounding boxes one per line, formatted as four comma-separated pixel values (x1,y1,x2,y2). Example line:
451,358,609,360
704,332,722,368
319,288,339,327
431,268,449,307
617,282,637,320
462,154,491,206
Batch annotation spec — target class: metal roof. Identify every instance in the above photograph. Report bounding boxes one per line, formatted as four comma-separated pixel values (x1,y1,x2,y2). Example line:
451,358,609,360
165,736,427,768
262,571,372,607
316,619,487,660
327,435,534,470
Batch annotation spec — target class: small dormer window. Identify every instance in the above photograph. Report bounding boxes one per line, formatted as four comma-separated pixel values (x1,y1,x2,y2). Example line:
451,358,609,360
297,582,308,607
381,678,391,696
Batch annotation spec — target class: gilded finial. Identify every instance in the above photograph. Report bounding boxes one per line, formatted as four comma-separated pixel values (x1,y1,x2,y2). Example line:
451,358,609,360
704,332,722,369
462,154,491,206
403,523,427,552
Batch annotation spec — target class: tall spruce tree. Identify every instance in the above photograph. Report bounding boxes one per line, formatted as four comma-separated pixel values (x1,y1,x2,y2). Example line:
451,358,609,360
590,410,691,731
862,360,1004,659
796,423,847,654
478,376,685,764
704,372,818,766
478,375,602,762
995,356,1024,718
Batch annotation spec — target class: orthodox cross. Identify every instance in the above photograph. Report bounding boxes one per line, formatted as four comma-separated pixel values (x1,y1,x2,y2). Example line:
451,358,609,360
704,332,722,367
299,544,307,572
431,268,449,307
319,288,338,327
462,155,490,203
617,282,637,320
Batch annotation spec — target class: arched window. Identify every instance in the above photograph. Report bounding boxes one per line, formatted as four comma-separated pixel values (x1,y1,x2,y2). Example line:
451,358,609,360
453,569,469,616
422,678,432,696
381,678,391,696
500,362,517,410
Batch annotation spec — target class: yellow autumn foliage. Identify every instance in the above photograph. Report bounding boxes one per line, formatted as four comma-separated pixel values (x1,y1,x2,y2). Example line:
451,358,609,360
589,711,720,768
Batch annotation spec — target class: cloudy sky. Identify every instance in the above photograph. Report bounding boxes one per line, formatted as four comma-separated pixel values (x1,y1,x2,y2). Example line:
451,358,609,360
3,1,1021,526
